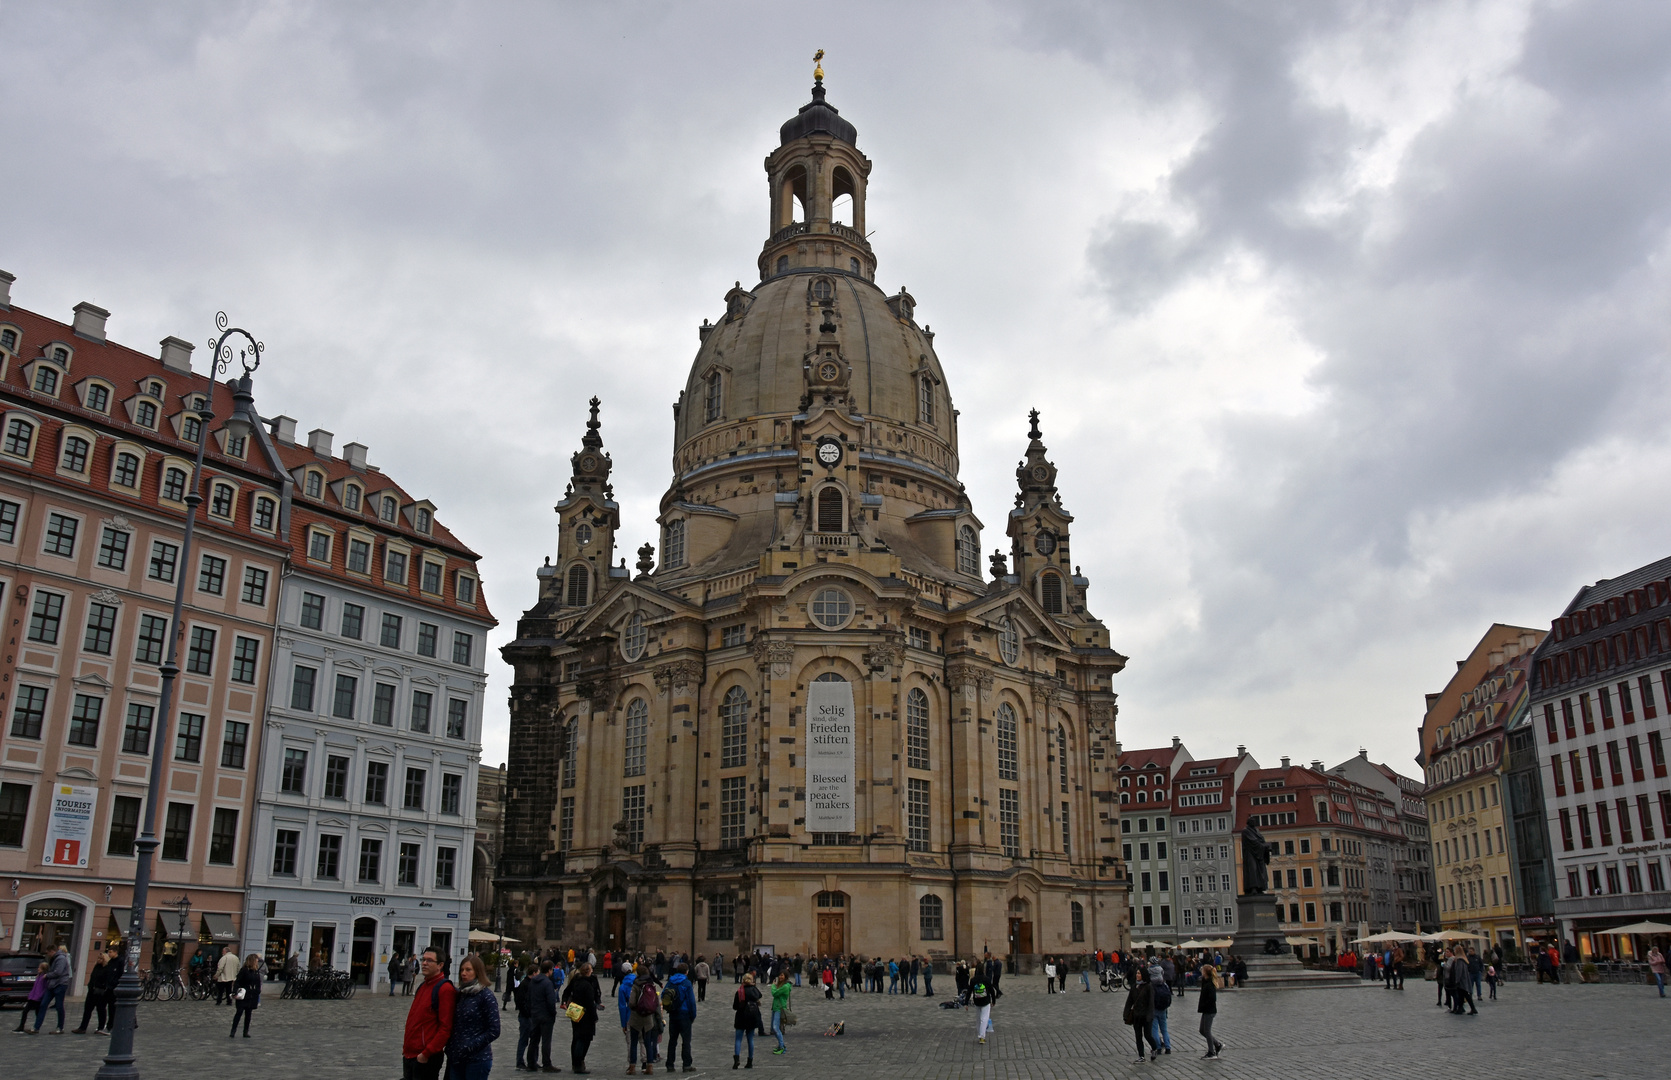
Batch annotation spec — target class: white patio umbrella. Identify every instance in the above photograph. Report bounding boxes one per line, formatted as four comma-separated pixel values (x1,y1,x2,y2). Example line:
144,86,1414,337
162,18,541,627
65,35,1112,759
1598,920,1671,936
467,929,519,943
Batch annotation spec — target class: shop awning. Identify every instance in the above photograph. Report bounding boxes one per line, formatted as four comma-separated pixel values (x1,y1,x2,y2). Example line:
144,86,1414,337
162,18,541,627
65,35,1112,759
200,913,238,944
154,913,193,942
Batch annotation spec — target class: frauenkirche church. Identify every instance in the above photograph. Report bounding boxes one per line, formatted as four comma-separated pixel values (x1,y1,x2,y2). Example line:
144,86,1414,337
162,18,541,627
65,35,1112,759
497,67,1130,962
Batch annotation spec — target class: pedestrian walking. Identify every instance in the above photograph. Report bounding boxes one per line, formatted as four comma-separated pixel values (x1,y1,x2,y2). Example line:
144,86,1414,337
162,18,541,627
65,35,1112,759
72,949,114,1034
1197,963,1223,1059
731,973,762,1068
525,961,559,1072
1485,962,1499,1001
446,954,502,1080
694,958,710,1004
664,961,698,1073
768,971,791,1055
1122,968,1160,1063
563,960,602,1074
1147,962,1173,1055
32,946,71,1034
970,964,994,1043
405,948,459,1080
229,954,263,1038
390,952,406,997
620,962,663,1074
1044,958,1057,994
13,961,48,1033
1650,946,1667,997
212,947,241,1006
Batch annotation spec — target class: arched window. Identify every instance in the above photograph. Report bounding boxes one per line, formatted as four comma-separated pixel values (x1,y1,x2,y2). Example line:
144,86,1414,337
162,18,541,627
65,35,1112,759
705,371,723,422
60,435,89,473
956,524,978,577
304,471,322,499
813,279,833,302
997,617,1019,665
1071,900,1085,942
380,496,398,523
1137,791,1147,803
545,898,564,939
919,894,944,940
813,672,848,683
1120,792,1129,804
344,484,361,511
777,255,789,275
561,717,578,788
662,520,686,569
210,482,235,519
1041,572,1063,615
621,612,646,662
161,466,188,503
816,486,844,532
906,688,929,771
623,699,648,777
815,891,846,908
34,366,59,394
918,375,934,424
1057,725,1069,793
720,686,749,768
112,452,139,489
253,495,276,531
4,417,36,458
566,563,589,607
996,703,1018,781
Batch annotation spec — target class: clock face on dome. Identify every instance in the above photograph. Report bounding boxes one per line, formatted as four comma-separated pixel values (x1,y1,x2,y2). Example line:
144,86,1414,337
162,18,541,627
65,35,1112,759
818,361,840,382
816,439,843,467
1035,532,1056,555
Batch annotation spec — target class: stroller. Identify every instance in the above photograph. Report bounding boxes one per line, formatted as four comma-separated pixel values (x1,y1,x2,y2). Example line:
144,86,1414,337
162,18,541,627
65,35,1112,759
1098,967,1119,992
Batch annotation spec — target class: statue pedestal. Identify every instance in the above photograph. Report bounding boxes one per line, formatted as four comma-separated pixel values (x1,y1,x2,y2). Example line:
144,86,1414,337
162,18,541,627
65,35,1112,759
1226,894,1364,990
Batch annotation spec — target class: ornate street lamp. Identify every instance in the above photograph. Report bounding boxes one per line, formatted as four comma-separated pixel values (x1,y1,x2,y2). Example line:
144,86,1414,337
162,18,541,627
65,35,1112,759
98,315,262,1080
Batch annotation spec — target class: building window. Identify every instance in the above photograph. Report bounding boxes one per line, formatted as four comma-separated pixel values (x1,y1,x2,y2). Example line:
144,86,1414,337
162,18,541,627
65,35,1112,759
252,495,276,531
85,383,110,413
69,694,103,746
280,748,308,793
920,894,944,940
344,484,361,511
348,538,371,574
999,788,1020,857
810,587,852,629
307,530,332,562
290,666,317,711
380,612,402,649
997,617,1019,665
452,631,473,666
34,366,59,394
231,636,260,683
27,591,63,644
956,524,979,577
197,554,226,595
997,703,1018,781
907,777,930,851
562,718,578,788
0,500,18,545
565,563,589,607
621,785,646,850
816,486,844,532
365,762,389,805
160,466,187,502
545,899,564,939
456,574,476,603
1041,572,1063,614
416,508,432,533
918,374,934,424
624,698,648,776
447,699,468,739
358,838,382,883
304,471,323,499
341,603,364,639
380,496,397,524
97,527,129,570
719,775,747,849
410,691,432,734
317,834,342,879
174,713,204,762
720,687,750,768
385,549,407,584
662,520,685,569
136,401,158,429
121,703,153,754
422,561,443,594
559,796,575,852
333,674,358,719
112,452,139,488
4,417,36,457
404,767,426,810
60,435,89,473
162,803,192,861
417,622,438,657
398,842,420,886
105,794,140,856
1071,900,1085,942
707,893,735,942
10,686,47,739
146,541,178,584
241,566,268,606
209,808,238,866
441,773,462,814
622,612,646,662
272,829,299,876
323,755,349,799
435,846,456,889
209,482,234,518
1057,725,1070,793
372,683,397,726
182,415,203,445
186,626,216,674
83,601,118,655
705,371,723,422
906,688,930,770
43,512,77,557
1062,801,1071,854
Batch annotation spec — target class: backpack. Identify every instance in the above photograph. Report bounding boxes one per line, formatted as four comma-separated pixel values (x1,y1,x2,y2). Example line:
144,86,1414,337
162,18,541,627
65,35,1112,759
1152,980,1172,1010
633,978,659,1015
970,980,990,1007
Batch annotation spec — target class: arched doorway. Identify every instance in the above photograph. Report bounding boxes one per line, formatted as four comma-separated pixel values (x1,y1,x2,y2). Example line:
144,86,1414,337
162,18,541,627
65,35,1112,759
814,891,847,956
351,917,377,986
1007,897,1033,957
20,897,84,969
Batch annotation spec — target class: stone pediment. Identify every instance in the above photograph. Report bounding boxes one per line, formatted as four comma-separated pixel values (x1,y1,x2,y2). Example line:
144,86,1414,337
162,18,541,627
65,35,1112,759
954,587,1076,652
565,579,699,641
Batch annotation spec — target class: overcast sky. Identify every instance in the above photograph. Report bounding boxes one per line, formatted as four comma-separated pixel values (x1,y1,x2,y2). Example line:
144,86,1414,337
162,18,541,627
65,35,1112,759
5,1,1669,778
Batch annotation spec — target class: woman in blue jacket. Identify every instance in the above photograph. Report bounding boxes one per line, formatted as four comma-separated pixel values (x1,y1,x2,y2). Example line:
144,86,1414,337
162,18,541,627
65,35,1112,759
447,954,502,1079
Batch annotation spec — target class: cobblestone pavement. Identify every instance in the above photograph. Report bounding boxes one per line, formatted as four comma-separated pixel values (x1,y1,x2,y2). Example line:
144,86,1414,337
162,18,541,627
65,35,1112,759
12,976,1666,1080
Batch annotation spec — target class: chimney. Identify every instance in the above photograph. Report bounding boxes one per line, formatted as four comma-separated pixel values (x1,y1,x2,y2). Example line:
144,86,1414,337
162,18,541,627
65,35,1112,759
269,415,297,445
1171,736,1181,750
1311,759,1324,770
1114,741,1122,755
1520,632,1537,652
342,441,368,471
1488,650,1504,668
1236,744,1247,757
72,302,110,342
158,336,195,374
0,270,14,308
1280,756,1291,768
1358,747,1368,759
308,428,333,457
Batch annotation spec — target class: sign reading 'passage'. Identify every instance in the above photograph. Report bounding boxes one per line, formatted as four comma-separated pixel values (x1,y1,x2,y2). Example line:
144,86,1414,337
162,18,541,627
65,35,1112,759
805,680,855,833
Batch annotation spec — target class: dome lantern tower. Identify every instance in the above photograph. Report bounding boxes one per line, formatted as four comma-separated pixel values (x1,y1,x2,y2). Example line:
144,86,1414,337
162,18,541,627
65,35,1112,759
759,62,875,283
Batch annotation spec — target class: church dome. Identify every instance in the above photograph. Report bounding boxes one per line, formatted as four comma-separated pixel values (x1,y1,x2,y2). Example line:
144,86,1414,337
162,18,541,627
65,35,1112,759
779,82,857,147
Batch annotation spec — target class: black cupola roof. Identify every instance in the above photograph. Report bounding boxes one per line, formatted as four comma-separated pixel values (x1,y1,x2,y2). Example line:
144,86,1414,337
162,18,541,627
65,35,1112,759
779,81,857,147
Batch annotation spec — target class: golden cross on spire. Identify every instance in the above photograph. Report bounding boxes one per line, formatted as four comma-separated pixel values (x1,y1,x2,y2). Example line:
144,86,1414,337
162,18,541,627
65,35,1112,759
814,48,825,82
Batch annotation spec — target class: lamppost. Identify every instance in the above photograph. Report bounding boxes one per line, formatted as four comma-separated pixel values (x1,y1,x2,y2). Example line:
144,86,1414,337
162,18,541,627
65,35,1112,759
173,895,192,967
99,314,263,1080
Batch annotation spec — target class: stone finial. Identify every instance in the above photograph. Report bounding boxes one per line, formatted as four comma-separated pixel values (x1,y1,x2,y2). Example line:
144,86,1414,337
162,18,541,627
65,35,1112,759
989,549,1008,580
636,543,655,577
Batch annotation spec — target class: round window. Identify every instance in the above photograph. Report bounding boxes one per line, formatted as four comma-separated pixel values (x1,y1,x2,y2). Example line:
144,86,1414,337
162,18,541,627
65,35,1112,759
575,523,593,547
997,616,1019,665
621,611,646,662
813,279,833,302
810,588,853,630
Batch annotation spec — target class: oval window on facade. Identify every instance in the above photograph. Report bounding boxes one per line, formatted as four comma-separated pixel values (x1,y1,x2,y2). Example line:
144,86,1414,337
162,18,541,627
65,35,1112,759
810,588,852,630
998,616,1019,665
621,611,646,662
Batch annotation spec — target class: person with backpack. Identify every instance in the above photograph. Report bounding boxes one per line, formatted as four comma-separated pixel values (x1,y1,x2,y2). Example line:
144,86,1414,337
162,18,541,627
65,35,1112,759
526,961,559,1072
969,965,994,1043
1122,967,1160,1063
1197,962,1224,1059
404,948,458,1080
662,962,698,1072
731,972,762,1068
621,962,663,1074
1147,961,1173,1055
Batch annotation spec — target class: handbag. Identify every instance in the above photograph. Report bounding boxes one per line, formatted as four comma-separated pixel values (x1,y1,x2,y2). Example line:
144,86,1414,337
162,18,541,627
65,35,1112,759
236,988,246,1001
566,1002,586,1022
781,1008,798,1027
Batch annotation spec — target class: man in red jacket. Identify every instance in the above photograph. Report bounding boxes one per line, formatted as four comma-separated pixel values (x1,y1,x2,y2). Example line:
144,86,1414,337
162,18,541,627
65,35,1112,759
404,949,457,1079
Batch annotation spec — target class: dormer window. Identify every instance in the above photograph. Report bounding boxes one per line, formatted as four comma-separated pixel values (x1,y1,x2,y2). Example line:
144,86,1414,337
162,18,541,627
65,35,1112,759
189,395,205,411
60,435,90,474
379,495,397,524
662,519,686,569
421,560,444,595
456,573,476,604
161,466,188,503
385,549,408,585
182,415,203,445
253,495,276,532
52,346,69,363
956,524,979,577
918,374,934,424
84,384,110,413
416,508,432,534
343,484,361,511
135,401,157,429
209,482,235,519
307,528,332,562
112,451,140,489
225,435,246,458
147,381,162,397
4,417,36,458
34,366,59,395
304,471,323,499
813,278,833,302
0,328,17,356
705,372,723,422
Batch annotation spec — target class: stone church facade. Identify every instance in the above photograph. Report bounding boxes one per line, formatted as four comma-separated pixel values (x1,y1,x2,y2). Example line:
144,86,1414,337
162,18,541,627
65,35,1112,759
497,77,1131,963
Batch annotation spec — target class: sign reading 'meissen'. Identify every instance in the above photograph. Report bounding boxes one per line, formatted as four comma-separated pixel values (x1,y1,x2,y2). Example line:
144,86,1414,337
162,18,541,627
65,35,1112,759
805,680,855,834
